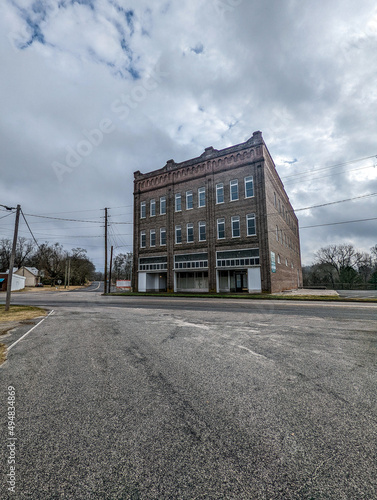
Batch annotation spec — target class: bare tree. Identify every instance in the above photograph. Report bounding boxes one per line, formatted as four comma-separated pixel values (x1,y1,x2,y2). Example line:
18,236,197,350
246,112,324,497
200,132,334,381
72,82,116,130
0,237,35,271
112,252,133,280
0,239,12,272
315,244,365,286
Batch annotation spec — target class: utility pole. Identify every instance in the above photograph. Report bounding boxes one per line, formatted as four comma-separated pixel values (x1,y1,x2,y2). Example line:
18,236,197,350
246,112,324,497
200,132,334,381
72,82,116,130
104,208,108,293
108,245,113,293
67,258,71,288
64,257,68,288
5,205,21,312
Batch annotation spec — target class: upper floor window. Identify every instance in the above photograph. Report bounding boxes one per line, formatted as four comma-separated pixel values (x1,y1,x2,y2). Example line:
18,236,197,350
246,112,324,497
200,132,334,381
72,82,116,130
187,223,194,242
186,191,193,210
160,227,166,246
198,187,206,207
175,225,182,244
150,229,156,247
230,180,239,201
245,176,254,198
276,225,279,241
140,231,146,248
160,196,166,215
246,214,256,236
216,183,224,204
175,193,182,212
199,221,206,241
150,199,156,217
231,216,240,238
140,201,146,219
217,218,225,239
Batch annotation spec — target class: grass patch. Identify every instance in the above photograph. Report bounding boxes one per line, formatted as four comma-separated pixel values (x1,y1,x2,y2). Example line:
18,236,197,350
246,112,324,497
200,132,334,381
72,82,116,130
0,305,46,322
106,292,377,303
0,343,6,364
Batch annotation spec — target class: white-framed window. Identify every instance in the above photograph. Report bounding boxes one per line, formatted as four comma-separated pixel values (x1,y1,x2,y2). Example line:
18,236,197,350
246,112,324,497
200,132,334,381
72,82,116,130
277,254,281,264
175,225,182,244
150,229,156,247
217,218,225,239
198,187,206,207
276,225,279,241
160,227,166,246
230,179,239,201
140,231,146,248
175,193,182,212
246,213,256,236
245,176,254,198
186,191,193,210
216,183,224,204
160,196,166,215
285,258,288,266
150,199,156,217
231,216,240,238
199,221,206,241
140,201,146,219
187,223,194,242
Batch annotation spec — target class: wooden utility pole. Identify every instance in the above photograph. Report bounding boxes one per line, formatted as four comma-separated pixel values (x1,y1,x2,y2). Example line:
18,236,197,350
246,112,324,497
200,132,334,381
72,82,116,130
67,258,71,288
64,257,68,288
104,208,108,293
5,205,21,312
108,245,113,293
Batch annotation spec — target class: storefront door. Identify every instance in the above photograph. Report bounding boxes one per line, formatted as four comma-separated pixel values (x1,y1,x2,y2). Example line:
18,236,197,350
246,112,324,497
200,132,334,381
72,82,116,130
235,273,243,292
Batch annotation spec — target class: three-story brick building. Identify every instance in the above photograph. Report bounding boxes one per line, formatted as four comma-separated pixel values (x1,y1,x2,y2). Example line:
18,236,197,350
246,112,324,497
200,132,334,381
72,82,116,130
133,131,302,293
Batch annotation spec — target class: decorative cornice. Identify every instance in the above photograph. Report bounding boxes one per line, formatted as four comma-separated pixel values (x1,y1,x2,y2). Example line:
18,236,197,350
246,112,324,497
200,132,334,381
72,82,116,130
134,131,264,193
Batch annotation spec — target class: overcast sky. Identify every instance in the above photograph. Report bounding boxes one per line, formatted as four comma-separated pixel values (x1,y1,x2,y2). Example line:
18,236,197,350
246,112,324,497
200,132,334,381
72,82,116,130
1,0,376,270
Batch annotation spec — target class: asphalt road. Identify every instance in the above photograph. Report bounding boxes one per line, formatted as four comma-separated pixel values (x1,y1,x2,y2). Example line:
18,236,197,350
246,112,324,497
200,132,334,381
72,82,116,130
1,286,376,499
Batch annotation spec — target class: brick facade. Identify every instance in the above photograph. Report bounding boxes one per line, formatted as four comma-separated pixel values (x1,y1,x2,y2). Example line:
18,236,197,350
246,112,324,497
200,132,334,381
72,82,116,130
133,131,302,293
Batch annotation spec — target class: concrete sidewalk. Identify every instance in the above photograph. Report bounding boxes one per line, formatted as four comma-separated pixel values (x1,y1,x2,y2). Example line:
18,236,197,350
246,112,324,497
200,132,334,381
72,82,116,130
274,288,339,296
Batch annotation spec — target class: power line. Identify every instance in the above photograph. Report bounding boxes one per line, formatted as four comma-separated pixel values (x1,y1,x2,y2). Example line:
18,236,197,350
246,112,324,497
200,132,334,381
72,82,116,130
21,204,133,217
300,216,377,229
295,192,377,212
283,164,376,186
280,154,377,180
21,210,40,249
23,213,105,223
0,211,16,220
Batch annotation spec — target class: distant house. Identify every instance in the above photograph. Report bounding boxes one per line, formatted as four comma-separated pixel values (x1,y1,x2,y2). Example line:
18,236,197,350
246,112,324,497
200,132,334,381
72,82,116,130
0,273,26,291
14,267,40,287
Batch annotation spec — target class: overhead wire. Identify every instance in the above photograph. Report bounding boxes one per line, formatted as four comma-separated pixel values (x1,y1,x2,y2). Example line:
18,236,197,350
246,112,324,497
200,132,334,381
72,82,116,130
300,216,377,229
280,154,377,180
20,209,41,249
0,211,16,220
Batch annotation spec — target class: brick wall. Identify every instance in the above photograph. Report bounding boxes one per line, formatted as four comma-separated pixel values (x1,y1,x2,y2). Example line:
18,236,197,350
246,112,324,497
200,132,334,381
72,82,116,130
133,132,302,293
